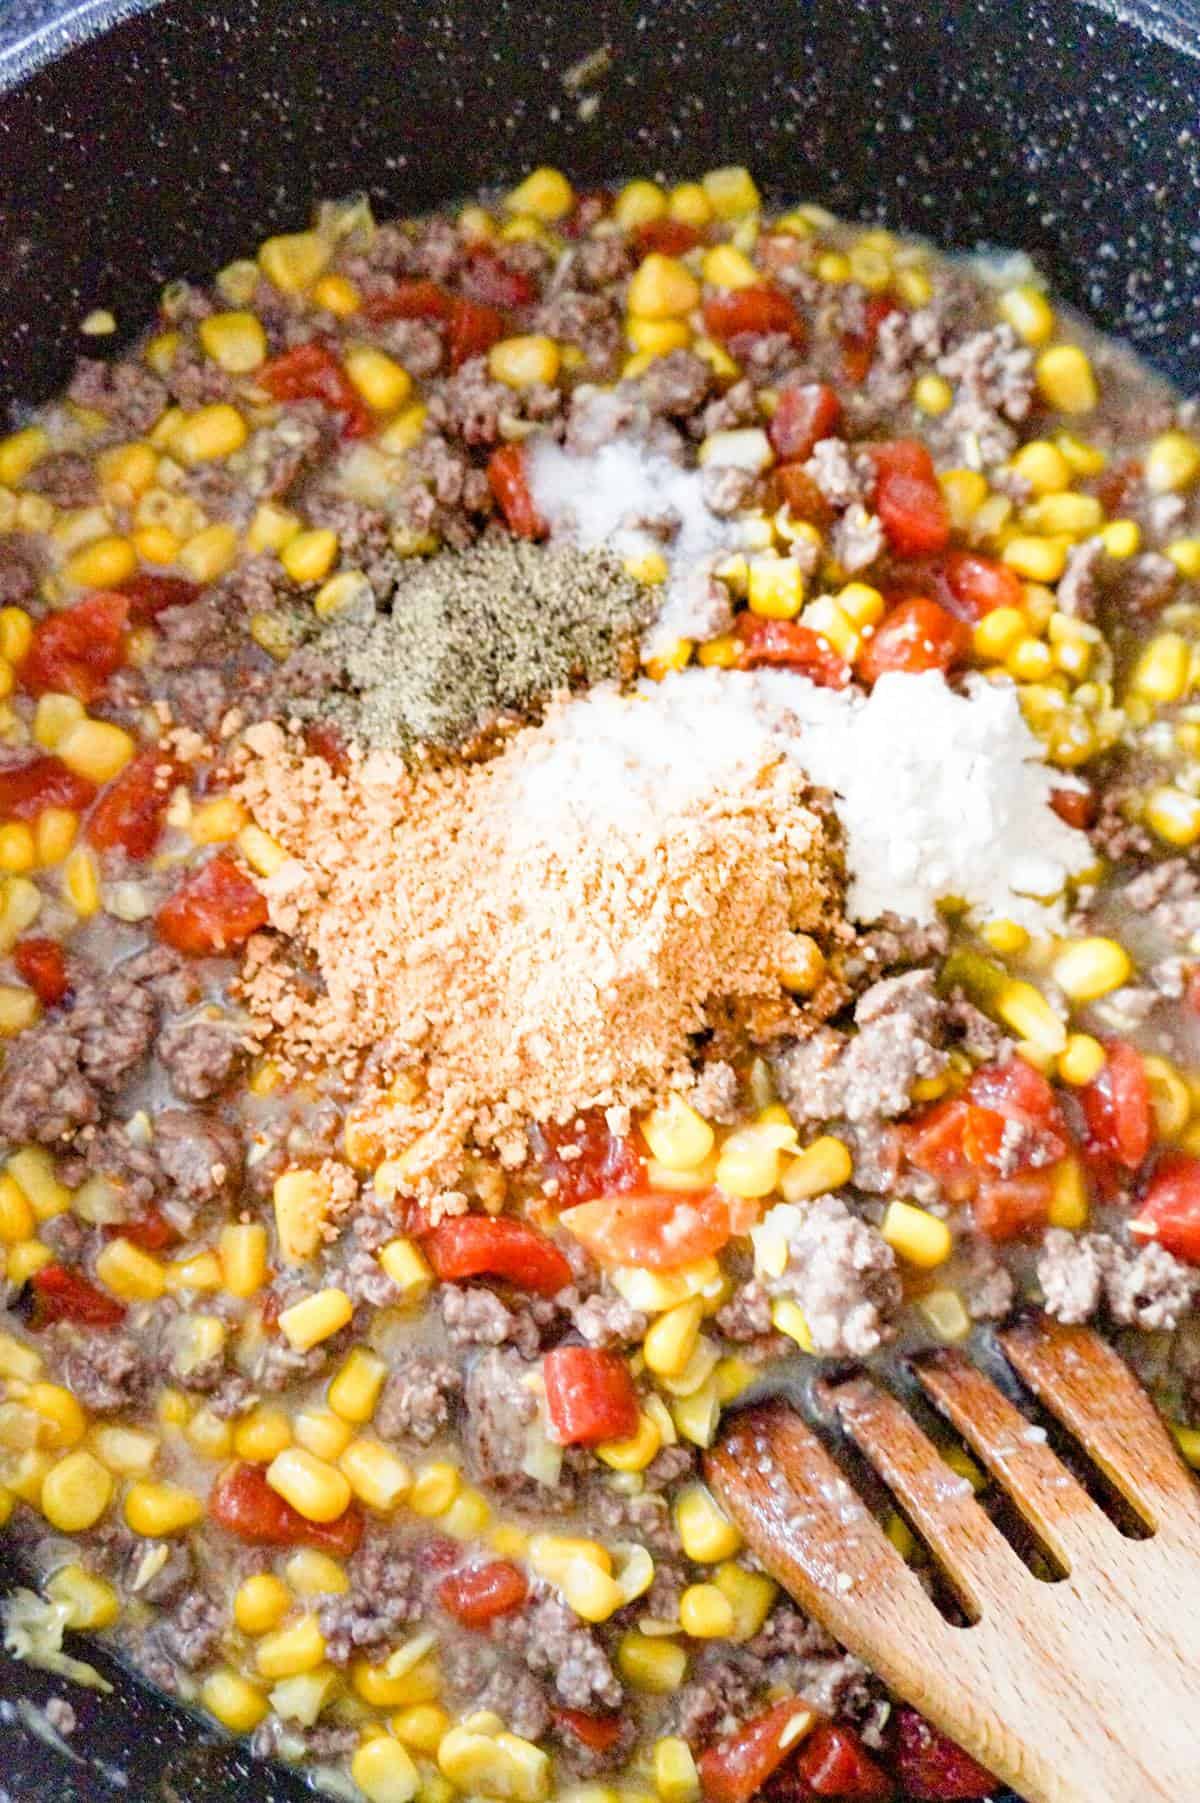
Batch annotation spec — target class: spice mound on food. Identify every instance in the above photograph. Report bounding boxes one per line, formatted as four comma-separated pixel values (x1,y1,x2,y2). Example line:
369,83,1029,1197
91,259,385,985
239,685,845,1180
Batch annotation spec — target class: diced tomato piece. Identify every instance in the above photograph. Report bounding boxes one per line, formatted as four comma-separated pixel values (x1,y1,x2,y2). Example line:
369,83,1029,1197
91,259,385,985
702,286,805,345
973,1171,1055,1241
904,1097,979,1202
772,463,832,525
1131,1152,1200,1264
908,1059,1070,1217
895,1708,996,1800
857,598,968,685
0,754,96,822
699,1700,822,1803
539,1112,645,1208
447,297,506,371
210,1462,364,1556
553,1708,626,1754
13,936,69,1006
119,573,201,623
30,1263,125,1329
561,1188,737,1272
86,749,180,860
870,440,950,557
1049,784,1096,831
105,1207,179,1254
20,591,130,703
1080,1040,1152,1171
841,294,901,386
635,218,704,256
438,1559,528,1627
966,1058,1070,1165
734,613,851,689
461,247,537,310
302,720,352,777
794,1722,894,1798
937,550,1025,622
768,382,843,463
361,278,454,324
155,853,268,957
258,340,372,440
423,1214,572,1297
542,1346,639,1446
487,443,547,540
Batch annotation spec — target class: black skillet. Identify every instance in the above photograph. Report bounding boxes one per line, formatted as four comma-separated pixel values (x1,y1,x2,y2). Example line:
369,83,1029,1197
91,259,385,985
0,0,1197,1794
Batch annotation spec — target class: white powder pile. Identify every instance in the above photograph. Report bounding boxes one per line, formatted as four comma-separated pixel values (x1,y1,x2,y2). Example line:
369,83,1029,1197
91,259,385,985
507,667,1091,930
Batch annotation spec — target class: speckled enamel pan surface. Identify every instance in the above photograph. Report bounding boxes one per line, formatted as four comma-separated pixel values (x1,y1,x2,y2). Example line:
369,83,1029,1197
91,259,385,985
0,0,1197,1796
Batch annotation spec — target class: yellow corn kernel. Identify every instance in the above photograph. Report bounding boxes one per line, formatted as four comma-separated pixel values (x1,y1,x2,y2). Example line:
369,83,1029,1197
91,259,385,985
247,500,302,554
0,1330,42,1383
621,549,670,589
56,718,136,786
1058,1033,1106,1086
157,1388,191,1428
130,524,178,564
488,335,561,390
198,311,267,374
643,637,694,681
186,1405,234,1461
596,1410,662,1473
88,1423,157,1474
0,824,35,876
1036,344,1097,414
846,242,891,292
284,1548,349,1597
779,1134,852,1203
702,165,760,218
617,1630,688,1693
267,1447,352,1524
0,610,31,673
1025,492,1103,538
678,1581,736,1639
94,1235,166,1303
377,1236,434,1303
626,316,692,359
1052,936,1132,1002
271,1166,330,1266
312,272,361,316
560,1557,626,1624
125,1480,203,1536
831,583,882,634
0,877,43,957
696,632,739,670
654,1737,700,1803
1050,433,1105,480
173,402,248,465
32,807,76,867
692,335,739,380
1143,1055,1192,1139
747,556,805,620
530,1535,611,1586
312,568,371,620
995,979,1067,1055
235,1572,292,1636
969,605,1026,665
351,1736,420,1803
771,1297,816,1354
627,254,701,322
1172,1422,1200,1469
352,1654,437,1710
1007,635,1056,683
281,527,338,585
343,345,413,414
440,1725,550,1803
506,166,573,222
1002,535,1069,584
666,181,713,227
701,245,759,289
6,1239,50,1282
1010,439,1072,495
640,1095,715,1173
997,284,1055,347
913,374,953,417
712,1562,776,1641
644,1298,705,1380
218,1221,268,1298
40,1449,113,1532
390,1704,450,1756
1166,538,1200,579
46,1564,120,1631
376,402,429,458
881,1199,952,1269
1145,429,1200,495
339,1438,411,1512
674,1484,742,1562
234,1407,293,1464
179,523,239,582
141,329,178,375
1100,518,1141,559
776,930,825,996
1047,1156,1089,1232
938,467,989,533
25,1382,85,1450
256,1613,327,1680
0,1176,32,1245
61,534,136,590
813,249,850,284
328,1347,387,1424
613,179,668,229
715,1123,793,1200
1132,632,1191,704
189,796,248,846
408,1460,461,1517
1145,785,1200,847
259,231,330,294
0,427,49,487
95,441,159,502
202,1667,269,1734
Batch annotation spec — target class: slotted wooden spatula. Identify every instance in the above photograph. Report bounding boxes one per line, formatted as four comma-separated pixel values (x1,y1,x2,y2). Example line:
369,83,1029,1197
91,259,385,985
706,1314,1200,1803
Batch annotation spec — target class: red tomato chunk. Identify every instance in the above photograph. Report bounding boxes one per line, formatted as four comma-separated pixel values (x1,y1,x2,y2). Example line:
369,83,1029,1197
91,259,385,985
542,1346,639,1446
108,1207,178,1254
20,591,130,702
635,218,704,256
793,1721,894,1798
155,853,269,956
460,247,537,310
734,614,851,689
937,550,1024,621
30,1264,126,1329
561,1188,735,1272
438,1559,528,1627
870,440,950,557
702,287,805,345
423,1214,572,1297
86,749,180,859
553,1708,626,1753
907,1058,1070,1239
13,936,70,1006
0,754,96,821
539,1112,645,1207
487,443,547,539
361,279,454,324
841,294,901,386
447,298,506,371
895,1708,996,1799
856,598,968,685
1080,1040,1152,1172
768,382,843,463
259,341,372,440
210,1462,364,1556
1132,1153,1200,1265
699,1698,820,1803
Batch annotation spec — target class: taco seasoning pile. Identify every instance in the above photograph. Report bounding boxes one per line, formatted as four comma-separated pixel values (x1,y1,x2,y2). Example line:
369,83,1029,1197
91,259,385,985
0,161,1199,1803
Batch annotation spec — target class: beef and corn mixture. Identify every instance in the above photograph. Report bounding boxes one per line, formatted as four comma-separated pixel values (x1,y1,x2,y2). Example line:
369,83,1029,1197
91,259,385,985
1,163,1199,1803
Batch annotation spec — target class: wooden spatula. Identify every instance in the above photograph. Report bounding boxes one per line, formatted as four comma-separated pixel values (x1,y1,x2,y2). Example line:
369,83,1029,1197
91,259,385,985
706,1314,1200,1803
